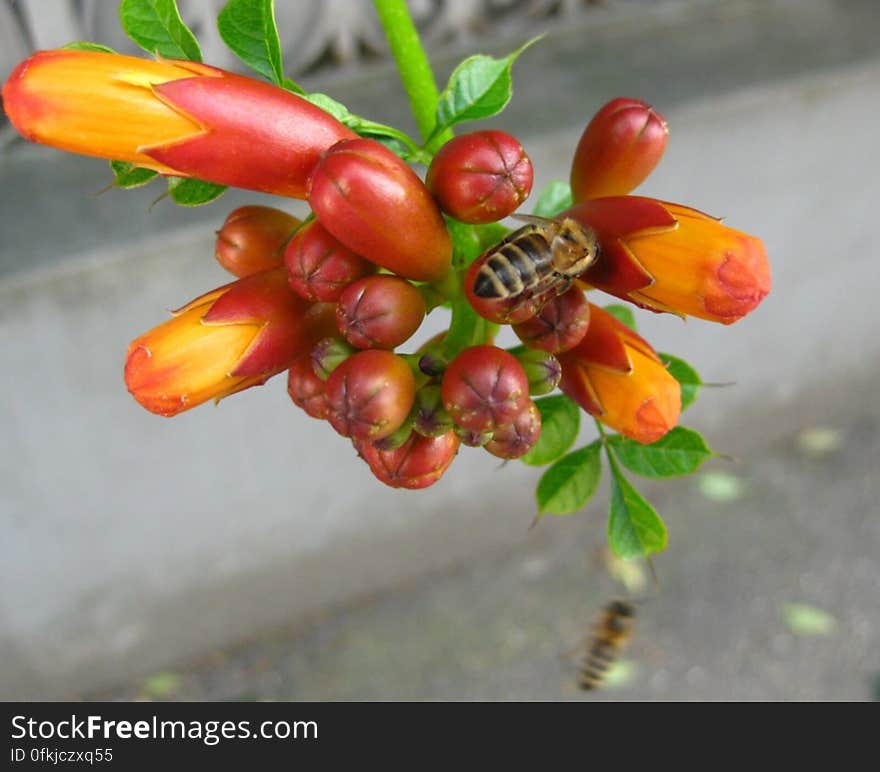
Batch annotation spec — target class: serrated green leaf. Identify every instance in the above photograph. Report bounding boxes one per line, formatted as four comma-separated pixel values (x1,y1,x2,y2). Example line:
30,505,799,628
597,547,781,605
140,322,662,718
607,458,667,558
536,441,601,515
119,0,202,61
521,395,581,467
218,0,284,85
167,177,227,206
781,603,837,636
607,427,714,479
432,37,539,141
63,42,117,54
659,353,702,410
110,161,159,189
604,303,637,332
532,180,572,218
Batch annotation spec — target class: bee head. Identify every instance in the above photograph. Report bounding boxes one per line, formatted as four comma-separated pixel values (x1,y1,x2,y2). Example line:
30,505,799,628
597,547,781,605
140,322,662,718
550,218,599,276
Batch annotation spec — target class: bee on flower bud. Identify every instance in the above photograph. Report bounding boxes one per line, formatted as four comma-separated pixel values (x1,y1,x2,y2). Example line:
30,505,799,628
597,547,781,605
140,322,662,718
464,215,599,325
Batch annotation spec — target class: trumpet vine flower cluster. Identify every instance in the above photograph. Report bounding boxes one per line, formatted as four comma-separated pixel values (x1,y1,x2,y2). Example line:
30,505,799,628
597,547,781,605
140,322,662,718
1,0,770,559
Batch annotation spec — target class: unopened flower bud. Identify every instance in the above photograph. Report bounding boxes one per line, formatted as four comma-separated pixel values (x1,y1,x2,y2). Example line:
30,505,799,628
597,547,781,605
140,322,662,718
311,336,356,381
484,401,542,460
358,431,460,489
287,354,330,420
515,348,562,396
426,130,533,223
512,286,591,353
285,220,375,302
441,345,530,433
336,275,426,350
215,205,300,277
570,97,668,201
325,349,416,440
412,385,454,438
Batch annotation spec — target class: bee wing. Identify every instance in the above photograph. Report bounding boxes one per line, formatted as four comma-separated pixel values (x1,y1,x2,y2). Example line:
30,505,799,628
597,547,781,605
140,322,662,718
511,213,557,226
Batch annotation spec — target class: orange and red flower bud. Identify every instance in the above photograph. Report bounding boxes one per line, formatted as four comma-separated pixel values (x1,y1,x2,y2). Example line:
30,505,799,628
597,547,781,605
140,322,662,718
287,354,330,420
125,267,317,417
357,431,460,490
307,138,452,282
215,205,300,277
441,345,530,433
2,50,355,197
484,400,542,460
564,196,771,324
325,349,416,441
284,220,375,302
557,304,680,443
570,97,668,202
512,286,591,353
426,130,533,224
335,275,426,350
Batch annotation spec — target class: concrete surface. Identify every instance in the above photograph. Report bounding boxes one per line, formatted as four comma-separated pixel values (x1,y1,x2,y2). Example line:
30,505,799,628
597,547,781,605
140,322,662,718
1,0,878,700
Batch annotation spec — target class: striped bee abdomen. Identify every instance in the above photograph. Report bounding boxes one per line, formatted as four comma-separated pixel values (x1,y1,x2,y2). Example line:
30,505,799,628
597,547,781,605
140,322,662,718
472,230,553,299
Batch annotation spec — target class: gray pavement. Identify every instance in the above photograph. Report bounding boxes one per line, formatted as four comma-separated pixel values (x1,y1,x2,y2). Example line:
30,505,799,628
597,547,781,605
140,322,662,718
2,0,879,700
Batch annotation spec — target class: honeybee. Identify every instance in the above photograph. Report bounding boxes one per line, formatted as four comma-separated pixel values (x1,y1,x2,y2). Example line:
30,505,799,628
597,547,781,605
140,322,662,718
578,599,636,691
470,214,599,303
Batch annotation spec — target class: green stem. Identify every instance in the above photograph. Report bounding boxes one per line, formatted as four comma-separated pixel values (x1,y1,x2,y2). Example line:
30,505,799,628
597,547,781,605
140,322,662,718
373,0,450,149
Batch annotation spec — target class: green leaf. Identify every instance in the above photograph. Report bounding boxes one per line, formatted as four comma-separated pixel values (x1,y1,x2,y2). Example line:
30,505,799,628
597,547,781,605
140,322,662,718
63,42,117,54
119,0,202,61
536,441,601,515
431,37,539,141
282,77,306,96
607,456,667,558
604,303,637,332
659,353,702,410
607,427,714,479
218,0,284,85
532,180,572,219
782,603,837,636
166,177,227,206
304,93,350,122
110,161,159,189
521,395,581,467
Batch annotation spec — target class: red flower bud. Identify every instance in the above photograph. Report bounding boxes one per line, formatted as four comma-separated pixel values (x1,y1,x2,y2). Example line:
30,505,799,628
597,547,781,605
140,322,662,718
124,268,316,417
335,275,426,350
512,286,591,353
215,205,300,277
287,354,330,420
284,220,375,302
2,50,356,197
570,97,668,201
441,346,530,433
308,138,452,282
357,431,460,489
485,401,542,460
426,130,533,223
558,304,680,443
564,196,771,324
325,349,416,440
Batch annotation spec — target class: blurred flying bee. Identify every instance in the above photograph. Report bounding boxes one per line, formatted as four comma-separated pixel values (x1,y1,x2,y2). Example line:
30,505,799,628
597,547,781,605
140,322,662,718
579,599,636,691
470,214,599,303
